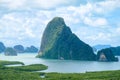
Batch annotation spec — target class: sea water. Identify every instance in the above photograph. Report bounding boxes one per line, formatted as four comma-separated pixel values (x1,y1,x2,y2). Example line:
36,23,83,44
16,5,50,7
0,53,120,73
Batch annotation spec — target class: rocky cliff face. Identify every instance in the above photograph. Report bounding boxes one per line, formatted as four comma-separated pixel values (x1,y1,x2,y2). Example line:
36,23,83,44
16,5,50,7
37,17,96,60
109,46,120,56
97,48,118,62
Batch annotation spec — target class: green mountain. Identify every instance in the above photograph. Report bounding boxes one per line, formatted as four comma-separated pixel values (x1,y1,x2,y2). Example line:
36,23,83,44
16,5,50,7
108,46,120,56
97,48,118,62
14,45,24,53
25,46,38,53
4,47,17,56
0,42,6,53
37,17,96,60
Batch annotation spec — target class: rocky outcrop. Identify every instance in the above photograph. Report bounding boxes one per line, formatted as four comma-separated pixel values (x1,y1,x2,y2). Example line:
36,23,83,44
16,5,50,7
14,45,24,53
37,17,96,60
4,47,17,56
97,48,118,62
25,46,38,53
0,42,6,53
96,46,120,56
109,46,120,56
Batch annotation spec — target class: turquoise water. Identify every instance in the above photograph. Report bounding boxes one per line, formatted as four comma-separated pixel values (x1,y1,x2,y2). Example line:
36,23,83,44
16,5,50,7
0,53,120,73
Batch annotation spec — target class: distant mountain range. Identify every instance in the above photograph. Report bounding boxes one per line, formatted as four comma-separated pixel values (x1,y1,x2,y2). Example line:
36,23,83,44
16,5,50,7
93,45,111,51
0,42,38,54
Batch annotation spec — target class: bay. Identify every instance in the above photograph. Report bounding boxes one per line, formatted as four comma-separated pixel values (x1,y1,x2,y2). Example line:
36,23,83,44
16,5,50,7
0,53,120,73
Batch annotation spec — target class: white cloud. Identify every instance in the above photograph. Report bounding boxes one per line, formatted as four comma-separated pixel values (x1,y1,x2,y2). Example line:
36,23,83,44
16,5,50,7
58,0,120,28
0,0,26,9
116,27,120,34
25,28,35,38
0,0,77,10
0,0,120,47
95,0,120,14
84,17,108,27
32,0,70,9
0,9,51,46
86,33,111,41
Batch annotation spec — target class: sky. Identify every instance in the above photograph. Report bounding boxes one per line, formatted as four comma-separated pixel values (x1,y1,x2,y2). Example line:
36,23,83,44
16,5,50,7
0,0,120,47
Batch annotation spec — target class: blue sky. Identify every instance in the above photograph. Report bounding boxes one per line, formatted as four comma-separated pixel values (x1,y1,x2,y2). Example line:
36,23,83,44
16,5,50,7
0,0,120,47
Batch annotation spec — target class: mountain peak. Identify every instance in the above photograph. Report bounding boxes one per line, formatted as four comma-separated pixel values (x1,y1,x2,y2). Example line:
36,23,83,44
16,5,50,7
38,17,96,60
47,17,66,28
52,17,64,23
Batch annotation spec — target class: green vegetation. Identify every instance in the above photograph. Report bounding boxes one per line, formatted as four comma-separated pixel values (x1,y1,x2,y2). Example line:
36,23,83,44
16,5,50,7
97,48,118,62
0,60,24,68
0,69,42,80
0,60,120,80
0,60,48,80
7,64,48,71
4,47,17,56
100,46,120,56
0,42,6,53
38,17,96,60
44,71,120,80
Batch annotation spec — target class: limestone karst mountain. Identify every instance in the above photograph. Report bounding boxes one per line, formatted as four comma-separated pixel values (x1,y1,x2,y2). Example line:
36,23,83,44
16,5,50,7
37,17,96,60
0,42,6,53
97,48,118,62
4,47,17,56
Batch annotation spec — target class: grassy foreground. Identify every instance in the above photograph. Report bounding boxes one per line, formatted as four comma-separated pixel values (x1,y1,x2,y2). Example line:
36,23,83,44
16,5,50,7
6,64,48,71
0,60,120,80
0,60,24,66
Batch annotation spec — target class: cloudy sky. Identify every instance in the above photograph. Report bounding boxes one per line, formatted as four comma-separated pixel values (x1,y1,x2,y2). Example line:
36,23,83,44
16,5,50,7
0,0,120,47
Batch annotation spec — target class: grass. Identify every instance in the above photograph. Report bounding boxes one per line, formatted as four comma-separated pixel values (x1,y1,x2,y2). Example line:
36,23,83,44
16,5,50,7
0,69,41,80
0,60,120,80
6,64,48,71
0,60,24,66
0,60,48,80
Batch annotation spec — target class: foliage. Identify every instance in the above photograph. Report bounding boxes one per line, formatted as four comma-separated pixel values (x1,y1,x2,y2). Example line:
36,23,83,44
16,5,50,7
7,64,48,71
108,46,120,56
97,48,119,61
14,45,24,53
0,42,6,53
0,60,48,80
38,17,96,60
0,60,24,66
0,69,42,80
4,47,17,56
0,60,120,80
25,46,38,53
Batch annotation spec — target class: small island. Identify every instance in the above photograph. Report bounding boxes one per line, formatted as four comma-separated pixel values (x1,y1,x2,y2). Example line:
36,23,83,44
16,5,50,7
0,42,6,53
14,45,24,53
97,48,118,62
25,46,38,53
4,47,17,56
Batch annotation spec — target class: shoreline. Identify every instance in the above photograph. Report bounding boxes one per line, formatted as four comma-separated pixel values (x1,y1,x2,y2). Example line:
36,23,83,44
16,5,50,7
0,60,120,80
